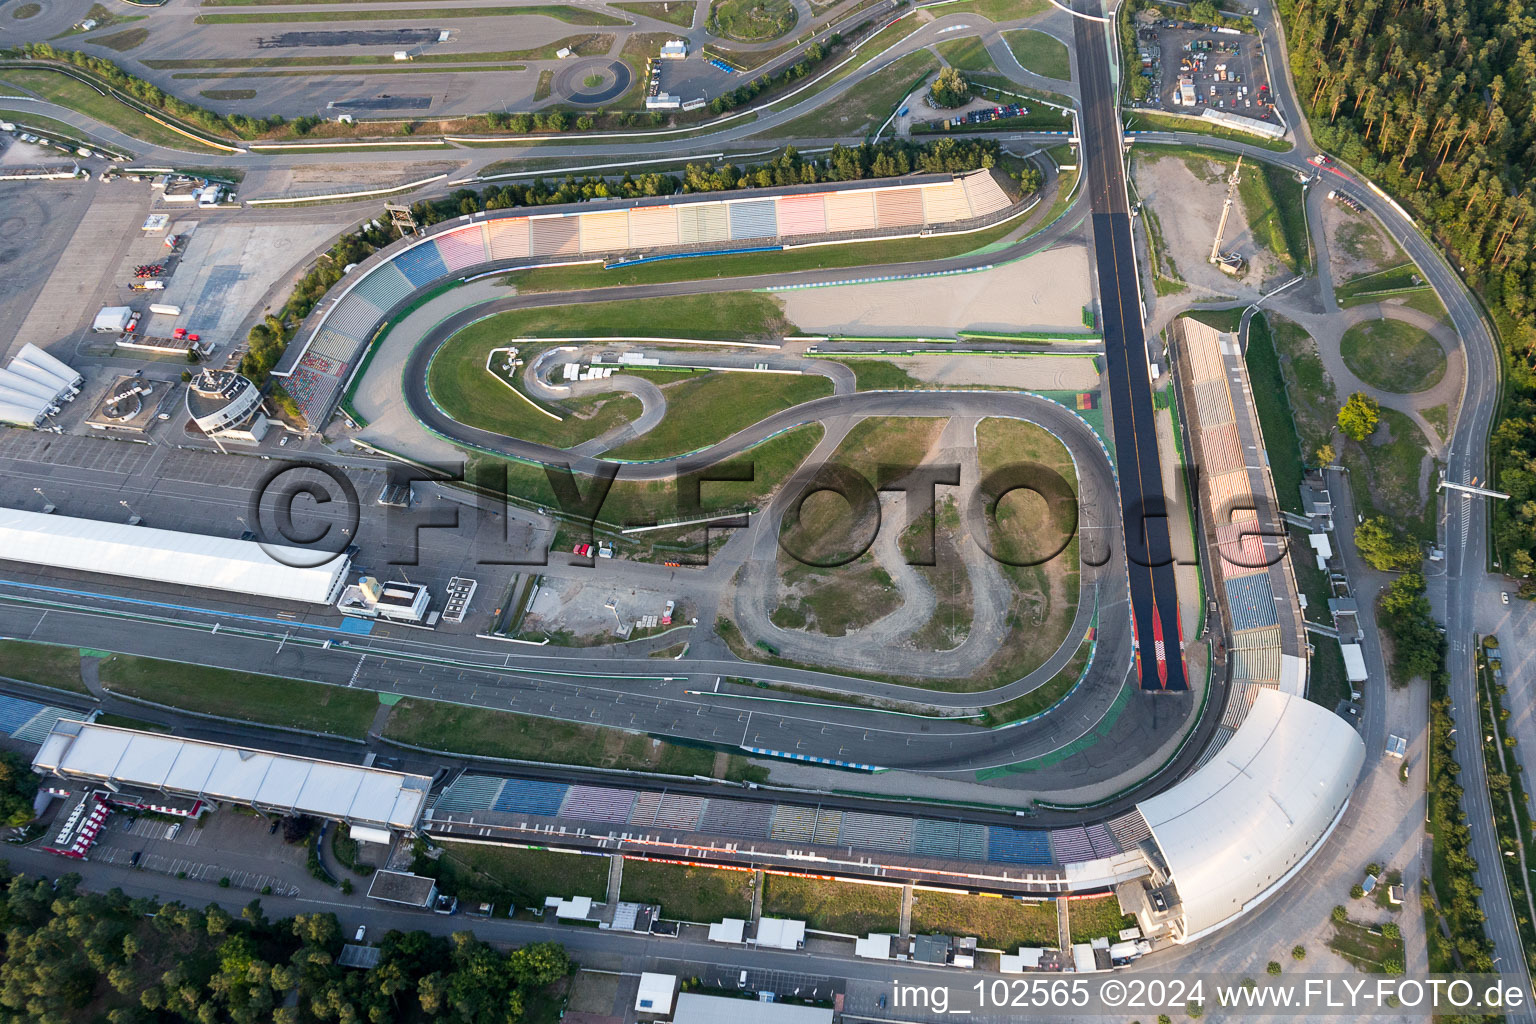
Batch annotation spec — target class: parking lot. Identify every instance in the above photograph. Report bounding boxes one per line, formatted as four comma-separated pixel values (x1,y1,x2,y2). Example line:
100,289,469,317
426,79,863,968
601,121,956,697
1134,19,1274,123
88,809,310,898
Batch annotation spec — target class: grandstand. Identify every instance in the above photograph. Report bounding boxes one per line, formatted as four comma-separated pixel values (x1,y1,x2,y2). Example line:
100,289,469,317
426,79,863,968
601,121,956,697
274,169,1020,427
426,771,1125,871
1174,317,1307,762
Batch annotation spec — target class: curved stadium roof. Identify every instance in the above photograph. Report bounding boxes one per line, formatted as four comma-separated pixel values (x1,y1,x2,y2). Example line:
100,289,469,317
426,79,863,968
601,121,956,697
1136,688,1365,941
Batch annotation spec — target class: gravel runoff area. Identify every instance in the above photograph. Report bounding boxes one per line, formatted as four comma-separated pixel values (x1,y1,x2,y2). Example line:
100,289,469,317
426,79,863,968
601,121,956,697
896,353,1099,390
778,245,1092,336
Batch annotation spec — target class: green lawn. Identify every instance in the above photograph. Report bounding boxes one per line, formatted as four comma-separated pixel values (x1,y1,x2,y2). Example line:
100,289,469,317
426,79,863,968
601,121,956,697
1343,406,1434,541
427,338,641,448
1267,315,1336,454
196,4,625,22
96,654,377,737
1307,634,1351,710
1067,894,1132,942
1,69,224,152
612,0,695,26
619,860,753,922
1003,29,1069,80
1288,526,1334,621
1339,318,1447,393
1243,312,1306,512
763,49,937,138
708,0,794,40
1334,262,1422,301
842,360,925,390
383,698,716,774
434,844,609,912
1122,111,1292,152
911,891,1057,950
90,26,150,51
980,636,1090,726
934,35,997,74
761,875,902,934
0,640,87,693
603,372,832,460
1328,917,1405,972
926,0,1049,20
1252,159,1310,272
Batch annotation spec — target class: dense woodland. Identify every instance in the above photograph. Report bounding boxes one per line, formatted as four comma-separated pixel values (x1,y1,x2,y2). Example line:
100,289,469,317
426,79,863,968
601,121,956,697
1278,0,1536,579
0,872,571,1024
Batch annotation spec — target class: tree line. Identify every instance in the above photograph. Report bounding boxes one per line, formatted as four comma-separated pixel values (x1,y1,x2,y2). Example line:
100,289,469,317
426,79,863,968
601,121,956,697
0,870,572,1024
409,139,1024,225
1277,0,1536,582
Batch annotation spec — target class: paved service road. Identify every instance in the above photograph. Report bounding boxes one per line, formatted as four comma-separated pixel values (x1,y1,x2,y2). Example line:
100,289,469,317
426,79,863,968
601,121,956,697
1073,1,1186,691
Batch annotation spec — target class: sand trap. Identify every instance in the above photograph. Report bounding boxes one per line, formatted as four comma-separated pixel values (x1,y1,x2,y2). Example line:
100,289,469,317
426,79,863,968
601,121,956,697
780,245,1092,336
896,353,1098,390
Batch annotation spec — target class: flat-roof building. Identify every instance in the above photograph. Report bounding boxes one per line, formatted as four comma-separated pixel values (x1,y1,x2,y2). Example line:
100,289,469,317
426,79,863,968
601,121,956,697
367,870,439,908
33,720,431,833
0,508,351,606
673,994,832,1024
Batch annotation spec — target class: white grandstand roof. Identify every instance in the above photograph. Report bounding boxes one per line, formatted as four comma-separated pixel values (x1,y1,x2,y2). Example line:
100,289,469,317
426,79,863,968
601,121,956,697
1136,689,1364,941
0,508,349,605
33,720,431,831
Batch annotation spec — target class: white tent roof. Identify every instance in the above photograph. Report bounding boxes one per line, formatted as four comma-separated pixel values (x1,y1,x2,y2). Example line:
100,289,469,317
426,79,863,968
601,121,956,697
1340,643,1369,683
0,508,349,605
1136,689,1364,941
0,398,46,427
854,933,892,959
93,306,132,332
708,918,746,943
34,720,431,830
754,917,805,949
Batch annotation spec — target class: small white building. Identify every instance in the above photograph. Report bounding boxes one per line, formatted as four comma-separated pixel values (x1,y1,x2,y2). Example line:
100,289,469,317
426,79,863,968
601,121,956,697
660,39,688,58
338,577,431,623
93,306,133,333
754,917,806,950
634,972,676,1015
854,933,892,959
544,895,595,921
645,92,682,110
1340,643,1368,683
708,918,746,944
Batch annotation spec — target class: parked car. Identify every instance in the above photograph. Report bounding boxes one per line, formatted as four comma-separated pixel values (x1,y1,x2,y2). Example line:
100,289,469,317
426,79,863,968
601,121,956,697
354,925,367,942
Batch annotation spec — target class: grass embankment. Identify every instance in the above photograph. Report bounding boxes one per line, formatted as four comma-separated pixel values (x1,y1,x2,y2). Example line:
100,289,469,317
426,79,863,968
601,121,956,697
1341,406,1434,543
1339,318,1447,394
195,4,626,23
927,0,1049,19
1239,158,1310,273
431,844,609,913
90,27,150,52
1306,635,1351,710
0,68,223,152
709,0,794,41
1067,894,1132,943
911,891,1057,950
934,36,996,74
762,49,936,138
384,698,718,775
0,640,88,694
1122,111,1292,151
96,654,378,737
761,875,902,934
980,637,1090,727
1334,264,1445,318
603,372,832,461
1003,29,1070,80
1328,916,1405,973
1475,647,1536,968
0,107,109,149
774,416,946,635
619,860,753,922
1241,312,1306,513
612,1,696,26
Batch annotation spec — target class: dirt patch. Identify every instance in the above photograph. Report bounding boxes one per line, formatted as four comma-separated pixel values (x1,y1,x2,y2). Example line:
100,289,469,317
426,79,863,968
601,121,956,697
779,247,1092,336
897,353,1098,390
1321,201,1403,283
1131,150,1282,294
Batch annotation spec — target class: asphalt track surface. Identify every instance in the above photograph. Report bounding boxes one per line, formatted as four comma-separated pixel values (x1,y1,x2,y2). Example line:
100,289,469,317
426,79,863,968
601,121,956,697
1073,4,1186,691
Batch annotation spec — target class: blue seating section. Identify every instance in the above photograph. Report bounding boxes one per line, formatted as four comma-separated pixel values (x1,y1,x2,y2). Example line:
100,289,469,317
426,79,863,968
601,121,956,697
12,707,85,745
433,774,506,813
392,240,449,289
987,826,1054,865
492,778,568,816
351,261,414,311
0,694,44,736
439,773,1149,870
727,199,778,240
1227,572,1280,631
